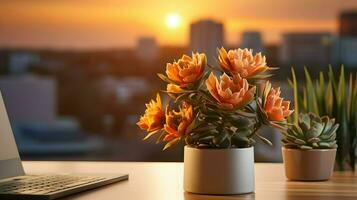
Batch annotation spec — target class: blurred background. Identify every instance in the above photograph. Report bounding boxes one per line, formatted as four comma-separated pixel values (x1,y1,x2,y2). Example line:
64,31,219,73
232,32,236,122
0,0,356,162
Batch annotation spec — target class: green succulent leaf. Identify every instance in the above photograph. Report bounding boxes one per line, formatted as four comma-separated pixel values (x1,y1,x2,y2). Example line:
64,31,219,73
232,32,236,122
305,121,324,139
163,137,181,150
284,112,338,150
157,73,177,84
300,145,313,150
143,129,161,140
307,137,321,143
256,134,273,146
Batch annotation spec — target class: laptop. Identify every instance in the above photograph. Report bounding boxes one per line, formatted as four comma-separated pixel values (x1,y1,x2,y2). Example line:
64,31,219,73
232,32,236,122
0,92,128,200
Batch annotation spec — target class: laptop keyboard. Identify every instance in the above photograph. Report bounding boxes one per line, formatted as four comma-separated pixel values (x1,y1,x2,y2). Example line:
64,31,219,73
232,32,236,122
0,175,106,195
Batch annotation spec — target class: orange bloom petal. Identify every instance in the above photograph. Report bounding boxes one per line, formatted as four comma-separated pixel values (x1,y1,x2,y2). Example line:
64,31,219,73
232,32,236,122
163,102,193,142
218,47,270,79
165,53,206,87
137,94,165,132
206,72,256,109
263,87,293,122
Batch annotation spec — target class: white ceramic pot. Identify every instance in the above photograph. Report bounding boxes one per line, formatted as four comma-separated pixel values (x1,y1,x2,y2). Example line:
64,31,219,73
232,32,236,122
183,146,255,194
282,147,336,181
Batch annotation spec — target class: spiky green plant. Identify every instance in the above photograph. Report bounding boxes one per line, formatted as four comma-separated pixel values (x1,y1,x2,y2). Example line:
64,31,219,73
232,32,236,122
283,112,338,150
290,66,357,171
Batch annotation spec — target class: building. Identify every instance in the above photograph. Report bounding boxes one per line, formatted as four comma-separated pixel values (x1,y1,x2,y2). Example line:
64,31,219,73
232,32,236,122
240,31,264,53
100,76,150,103
0,75,57,123
280,33,336,68
189,19,224,63
340,11,357,37
0,75,106,158
8,52,40,74
136,37,158,62
339,11,357,67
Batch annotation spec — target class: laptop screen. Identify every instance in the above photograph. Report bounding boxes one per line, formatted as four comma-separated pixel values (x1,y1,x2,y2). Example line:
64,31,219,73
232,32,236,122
0,92,25,179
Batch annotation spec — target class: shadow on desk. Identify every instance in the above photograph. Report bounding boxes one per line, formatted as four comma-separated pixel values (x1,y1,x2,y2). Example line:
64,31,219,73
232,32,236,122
184,192,255,200
184,191,353,200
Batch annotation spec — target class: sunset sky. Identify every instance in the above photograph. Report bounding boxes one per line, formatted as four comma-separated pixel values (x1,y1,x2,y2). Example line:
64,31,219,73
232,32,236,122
0,0,356,49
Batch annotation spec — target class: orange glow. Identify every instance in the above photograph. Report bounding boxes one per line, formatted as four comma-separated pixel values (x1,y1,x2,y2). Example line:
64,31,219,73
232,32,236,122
165,13,182,29
0,0,349,48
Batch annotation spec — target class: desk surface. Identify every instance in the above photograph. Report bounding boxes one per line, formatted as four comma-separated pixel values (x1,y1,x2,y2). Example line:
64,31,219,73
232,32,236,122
22,161,357,200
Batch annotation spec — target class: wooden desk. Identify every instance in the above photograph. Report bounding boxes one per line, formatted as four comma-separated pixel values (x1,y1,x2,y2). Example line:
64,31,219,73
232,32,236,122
22,162,357,200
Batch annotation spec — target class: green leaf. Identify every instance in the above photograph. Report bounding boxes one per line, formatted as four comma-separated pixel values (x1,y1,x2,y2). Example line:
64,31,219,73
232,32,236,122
318,142,332,148
305,122,324,139
157,73,178,84
299,113,311,130
307,137,321,143
197,70,211,89
256,134,273,146
328,66,337,92
294,139,307,145
302,88,307,112
235,110,257,118
348,73,353,121
320,129,336,141
286,133,298,141
231,135,250,148
300,145,313,150
292,124,304,137
198,135,215,143
191,124,217,133
316,72,326,116
174,93,188,103
291,68,299,124
163,137,180,150
325,82,333,116
184,117,197,135
262,80,272,104
228,116,252,128
213,131,229,146
304,67,319,115
143,129,161,140
156,131,166,144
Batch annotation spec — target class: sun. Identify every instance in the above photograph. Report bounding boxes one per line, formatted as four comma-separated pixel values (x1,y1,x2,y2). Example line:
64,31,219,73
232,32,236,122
165,13,181,29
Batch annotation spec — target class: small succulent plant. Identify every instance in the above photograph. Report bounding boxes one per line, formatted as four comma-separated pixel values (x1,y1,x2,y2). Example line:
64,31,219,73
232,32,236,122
283,112,339,150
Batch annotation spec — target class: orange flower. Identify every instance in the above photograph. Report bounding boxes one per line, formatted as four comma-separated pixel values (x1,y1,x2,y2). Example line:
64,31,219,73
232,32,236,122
137,94,165,132
264,87,293,121
166,53,206,87
218,47,270,79
164,102,193,141
206,72,256,109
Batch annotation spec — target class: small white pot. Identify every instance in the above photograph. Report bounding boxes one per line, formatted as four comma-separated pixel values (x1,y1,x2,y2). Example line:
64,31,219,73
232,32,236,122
183,146,255,194
282,147,336,181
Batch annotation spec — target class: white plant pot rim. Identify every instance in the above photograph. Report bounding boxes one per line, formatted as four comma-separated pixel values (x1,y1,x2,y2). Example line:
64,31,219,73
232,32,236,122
282,146,337,152
185,145,253,151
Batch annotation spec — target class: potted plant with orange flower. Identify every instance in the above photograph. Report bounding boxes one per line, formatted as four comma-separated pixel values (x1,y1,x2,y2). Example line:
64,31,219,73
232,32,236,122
137,48,293,194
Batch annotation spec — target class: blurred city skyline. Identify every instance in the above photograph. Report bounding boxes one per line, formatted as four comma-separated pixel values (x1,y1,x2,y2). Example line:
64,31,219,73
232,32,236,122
0,1,356,162
1,0,357,49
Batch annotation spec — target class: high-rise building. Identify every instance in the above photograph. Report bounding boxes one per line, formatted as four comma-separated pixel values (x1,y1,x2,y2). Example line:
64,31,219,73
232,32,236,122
189,19,224,63
136,37,158,62
240,31,264,53
8,52,40,74
340,11,357,37
280,33,336,68
0,75,56,123
339,11,357,67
